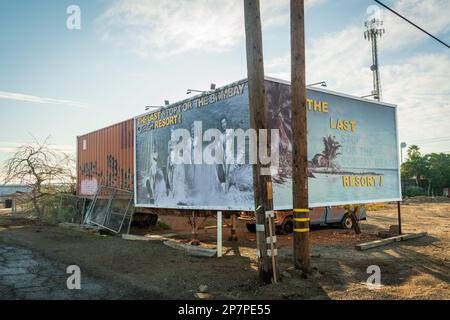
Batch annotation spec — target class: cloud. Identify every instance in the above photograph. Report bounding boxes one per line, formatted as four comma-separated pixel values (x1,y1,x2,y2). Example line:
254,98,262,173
380,0,450,50
265,0,450,153
382,53,450,149
0,142,76,154
0,91,88,109
96,0,327,57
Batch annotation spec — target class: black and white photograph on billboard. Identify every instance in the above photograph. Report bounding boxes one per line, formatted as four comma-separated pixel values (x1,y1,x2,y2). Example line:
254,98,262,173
135,81,255,210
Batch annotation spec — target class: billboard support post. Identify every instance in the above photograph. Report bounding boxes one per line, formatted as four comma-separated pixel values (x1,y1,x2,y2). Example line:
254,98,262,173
291,0,311,273
190,211,200,246
244,0,278,284
217,211,223,258
229,214,238,241
350,207,362,234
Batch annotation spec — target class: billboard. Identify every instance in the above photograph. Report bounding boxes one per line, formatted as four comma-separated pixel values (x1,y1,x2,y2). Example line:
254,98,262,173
134,78,401,210
135,80,255,210
265,78,401,209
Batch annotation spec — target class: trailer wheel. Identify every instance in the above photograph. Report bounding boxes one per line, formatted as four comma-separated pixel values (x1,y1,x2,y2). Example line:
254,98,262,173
341,214,353,230
246,223,256,233
280,217,294,235
148,214,158,227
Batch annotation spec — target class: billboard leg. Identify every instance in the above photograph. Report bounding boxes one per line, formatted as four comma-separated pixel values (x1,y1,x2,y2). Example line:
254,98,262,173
228,214,238,241
350,206,362,234
190,211,200,246
217,211,223,258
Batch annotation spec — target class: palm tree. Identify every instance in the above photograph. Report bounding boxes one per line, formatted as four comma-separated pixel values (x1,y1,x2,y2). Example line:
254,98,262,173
402,145,427,186
266,82,293,183
407,145,421,158
322,136,342,166
267,83,292,152
311,136,342,169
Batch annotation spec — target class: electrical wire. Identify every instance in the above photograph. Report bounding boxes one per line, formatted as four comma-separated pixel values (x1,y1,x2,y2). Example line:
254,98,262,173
409,136,450,143
374,0,450,49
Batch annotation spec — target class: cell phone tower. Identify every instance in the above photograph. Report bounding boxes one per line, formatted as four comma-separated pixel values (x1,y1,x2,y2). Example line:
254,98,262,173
364,17,385,101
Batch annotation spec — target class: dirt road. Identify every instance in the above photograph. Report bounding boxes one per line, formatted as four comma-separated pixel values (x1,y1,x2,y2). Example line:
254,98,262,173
0,201,449,300
0,244,161,299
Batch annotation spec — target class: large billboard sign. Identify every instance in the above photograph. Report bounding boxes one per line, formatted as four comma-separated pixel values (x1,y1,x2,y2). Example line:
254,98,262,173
135,80,255,210
266,79,401,209
134,78,401,210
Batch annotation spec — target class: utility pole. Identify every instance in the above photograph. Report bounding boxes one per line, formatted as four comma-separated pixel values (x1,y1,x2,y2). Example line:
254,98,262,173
364,17,385,101
244,0,278,284
398,142,407,235
291,0,311,273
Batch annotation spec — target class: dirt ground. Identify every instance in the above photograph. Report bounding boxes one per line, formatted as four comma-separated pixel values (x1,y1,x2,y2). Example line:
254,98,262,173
0,200,449,300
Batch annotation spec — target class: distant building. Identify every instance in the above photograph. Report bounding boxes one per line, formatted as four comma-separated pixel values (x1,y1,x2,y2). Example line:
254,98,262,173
0,185,32,208
0,185,31,197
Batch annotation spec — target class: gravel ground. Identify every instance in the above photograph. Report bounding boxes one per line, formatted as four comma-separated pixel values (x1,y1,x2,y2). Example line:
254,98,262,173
0,243,163,300
0,201,449,300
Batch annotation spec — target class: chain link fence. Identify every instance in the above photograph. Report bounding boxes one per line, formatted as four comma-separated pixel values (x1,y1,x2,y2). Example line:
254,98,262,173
55,194,89,224
84,186,133,234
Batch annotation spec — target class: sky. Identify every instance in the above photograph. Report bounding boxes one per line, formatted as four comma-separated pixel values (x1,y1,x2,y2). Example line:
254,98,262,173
0,0,449,167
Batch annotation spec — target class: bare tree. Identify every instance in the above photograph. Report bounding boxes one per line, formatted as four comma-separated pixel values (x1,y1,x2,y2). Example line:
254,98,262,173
2,137,75,218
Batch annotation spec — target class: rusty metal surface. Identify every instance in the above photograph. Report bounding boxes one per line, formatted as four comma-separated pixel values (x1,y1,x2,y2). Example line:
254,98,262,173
77,119,134,197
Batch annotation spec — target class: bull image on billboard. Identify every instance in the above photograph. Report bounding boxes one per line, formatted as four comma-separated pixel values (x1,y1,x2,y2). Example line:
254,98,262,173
134,78,401,211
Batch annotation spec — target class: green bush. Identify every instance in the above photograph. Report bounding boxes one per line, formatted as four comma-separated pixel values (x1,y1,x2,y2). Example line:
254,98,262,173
403,186,426,197
157,220,171,230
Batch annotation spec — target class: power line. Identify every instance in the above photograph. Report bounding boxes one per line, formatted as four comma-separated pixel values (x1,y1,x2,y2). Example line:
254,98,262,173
407,136,450,143
416,138,450,143
374,0,450,49
408,140,450,146
417,141,450,146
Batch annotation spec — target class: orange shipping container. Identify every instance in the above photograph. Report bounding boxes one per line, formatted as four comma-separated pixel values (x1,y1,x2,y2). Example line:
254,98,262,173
77,119,134,197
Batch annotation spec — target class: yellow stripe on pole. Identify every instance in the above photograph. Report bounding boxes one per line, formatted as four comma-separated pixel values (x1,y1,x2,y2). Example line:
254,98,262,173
294,209,310,213
294,218,310,222
294,228,310,233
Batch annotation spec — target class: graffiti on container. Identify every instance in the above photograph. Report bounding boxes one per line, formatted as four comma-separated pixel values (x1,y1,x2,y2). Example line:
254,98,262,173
80,161,97,178
80,178,98,196
79,155,133,193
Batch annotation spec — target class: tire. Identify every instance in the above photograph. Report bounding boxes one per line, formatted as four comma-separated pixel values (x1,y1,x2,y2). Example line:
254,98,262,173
280,217,294,235
341,214,353,230
246,223,256,233
147,214,158,227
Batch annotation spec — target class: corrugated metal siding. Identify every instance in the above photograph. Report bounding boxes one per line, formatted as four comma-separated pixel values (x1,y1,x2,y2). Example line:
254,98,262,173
77,119,134,197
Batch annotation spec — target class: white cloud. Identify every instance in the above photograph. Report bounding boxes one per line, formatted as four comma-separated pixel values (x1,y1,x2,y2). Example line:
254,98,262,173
0,91,88,109
265,0,450,154
0,142,76,154
96,0,326,57
380,0,450,51
382,53,450,150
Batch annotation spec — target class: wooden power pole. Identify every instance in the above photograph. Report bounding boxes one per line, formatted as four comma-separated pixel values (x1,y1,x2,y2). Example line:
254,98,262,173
291,0,311,272
244,0,278,284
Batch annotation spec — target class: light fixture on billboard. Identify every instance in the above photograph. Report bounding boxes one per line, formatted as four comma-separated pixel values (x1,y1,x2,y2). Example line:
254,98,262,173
187,83,217,95
186,89,205,95
308,81,327,87
361,93,377,99
145,105,163,111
